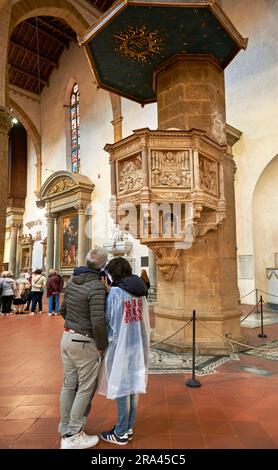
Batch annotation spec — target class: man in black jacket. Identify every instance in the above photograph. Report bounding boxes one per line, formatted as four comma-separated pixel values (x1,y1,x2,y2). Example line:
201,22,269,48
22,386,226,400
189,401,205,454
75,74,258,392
59,247,108,450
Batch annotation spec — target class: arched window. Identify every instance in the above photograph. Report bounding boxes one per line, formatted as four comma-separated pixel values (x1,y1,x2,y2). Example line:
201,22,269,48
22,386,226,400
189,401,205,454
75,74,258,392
70,83,80,173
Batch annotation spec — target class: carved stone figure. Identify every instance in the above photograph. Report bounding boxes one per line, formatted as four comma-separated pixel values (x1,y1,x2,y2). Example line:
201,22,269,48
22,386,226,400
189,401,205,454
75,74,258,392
151,150,191,188
49,178,75,195
20,234,34,244
199,155,218,196
118,155,143,194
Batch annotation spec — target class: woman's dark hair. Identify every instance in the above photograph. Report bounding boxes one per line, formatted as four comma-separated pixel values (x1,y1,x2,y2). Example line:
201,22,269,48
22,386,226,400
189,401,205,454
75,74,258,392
34,269,42,275
105,257,132,283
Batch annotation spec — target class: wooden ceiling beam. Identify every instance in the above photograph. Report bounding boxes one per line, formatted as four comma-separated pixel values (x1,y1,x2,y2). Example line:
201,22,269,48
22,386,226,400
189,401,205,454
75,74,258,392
26,20,69,48
9,64,49,87
10,40,58,69
36,17,76,42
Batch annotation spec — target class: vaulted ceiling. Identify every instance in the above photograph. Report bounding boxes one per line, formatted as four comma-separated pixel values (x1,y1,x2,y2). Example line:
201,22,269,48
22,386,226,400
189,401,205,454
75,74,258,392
8,1,115,95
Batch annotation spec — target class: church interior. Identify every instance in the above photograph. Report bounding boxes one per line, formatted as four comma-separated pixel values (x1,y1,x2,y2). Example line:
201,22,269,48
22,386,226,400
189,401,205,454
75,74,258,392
0,0,277,451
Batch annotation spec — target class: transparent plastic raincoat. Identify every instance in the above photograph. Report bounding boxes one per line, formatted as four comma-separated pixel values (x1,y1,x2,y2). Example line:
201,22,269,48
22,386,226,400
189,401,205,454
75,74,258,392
98,285,150,400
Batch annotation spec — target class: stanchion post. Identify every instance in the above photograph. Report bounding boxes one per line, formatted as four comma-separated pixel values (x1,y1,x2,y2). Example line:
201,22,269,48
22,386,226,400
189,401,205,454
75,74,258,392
255,288,259,313
186,310,201,388
258,295,267,338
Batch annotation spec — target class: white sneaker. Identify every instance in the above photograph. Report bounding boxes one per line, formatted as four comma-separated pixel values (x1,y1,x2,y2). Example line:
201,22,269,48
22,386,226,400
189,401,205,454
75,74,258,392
60,431,99,449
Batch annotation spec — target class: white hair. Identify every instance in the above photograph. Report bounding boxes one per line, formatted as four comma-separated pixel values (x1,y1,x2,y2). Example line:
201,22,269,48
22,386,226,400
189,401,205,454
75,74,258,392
85,247,108,270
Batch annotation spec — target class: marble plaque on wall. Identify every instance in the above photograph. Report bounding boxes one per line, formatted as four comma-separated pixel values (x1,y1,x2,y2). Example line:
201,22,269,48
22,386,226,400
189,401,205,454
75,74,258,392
237,255,253,279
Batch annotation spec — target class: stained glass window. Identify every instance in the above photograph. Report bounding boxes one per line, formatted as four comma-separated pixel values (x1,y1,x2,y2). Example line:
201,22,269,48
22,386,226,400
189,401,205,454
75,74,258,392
70,83,80,173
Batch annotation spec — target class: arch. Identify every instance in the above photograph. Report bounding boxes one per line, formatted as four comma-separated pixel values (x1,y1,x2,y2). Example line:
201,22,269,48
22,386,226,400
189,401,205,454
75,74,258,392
9,97,42,193
252,154,278,294
10,0,90,36
37,170,94,205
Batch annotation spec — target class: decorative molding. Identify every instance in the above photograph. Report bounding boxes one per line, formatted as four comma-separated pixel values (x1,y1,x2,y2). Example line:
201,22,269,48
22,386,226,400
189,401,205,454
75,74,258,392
226,123,242,147
152,247,182,281
25,219,42,229
266,268,278,280
9,85,41,103
49,178,75,195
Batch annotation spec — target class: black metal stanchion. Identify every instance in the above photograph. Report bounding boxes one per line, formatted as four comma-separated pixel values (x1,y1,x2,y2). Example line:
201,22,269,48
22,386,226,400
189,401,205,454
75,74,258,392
186,310,201,388
255,288,259,313
258,295,267,338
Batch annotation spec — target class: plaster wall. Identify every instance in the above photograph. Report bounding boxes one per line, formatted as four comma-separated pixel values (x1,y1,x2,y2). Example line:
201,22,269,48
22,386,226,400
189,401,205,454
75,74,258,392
223,0,278,302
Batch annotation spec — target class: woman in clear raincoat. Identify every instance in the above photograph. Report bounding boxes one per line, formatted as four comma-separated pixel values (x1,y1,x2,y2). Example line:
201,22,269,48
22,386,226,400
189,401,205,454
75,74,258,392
98,257,150,446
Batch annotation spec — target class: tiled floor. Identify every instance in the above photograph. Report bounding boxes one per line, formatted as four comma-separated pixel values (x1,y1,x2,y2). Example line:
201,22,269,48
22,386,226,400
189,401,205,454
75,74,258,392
0,305,277,449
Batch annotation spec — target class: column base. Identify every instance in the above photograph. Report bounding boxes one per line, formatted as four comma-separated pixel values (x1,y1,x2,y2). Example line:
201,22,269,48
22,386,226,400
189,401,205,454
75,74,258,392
151,310,244,355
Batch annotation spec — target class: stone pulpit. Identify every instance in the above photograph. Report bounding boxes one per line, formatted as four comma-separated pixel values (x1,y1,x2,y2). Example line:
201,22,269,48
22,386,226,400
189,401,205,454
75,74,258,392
80,0,248,353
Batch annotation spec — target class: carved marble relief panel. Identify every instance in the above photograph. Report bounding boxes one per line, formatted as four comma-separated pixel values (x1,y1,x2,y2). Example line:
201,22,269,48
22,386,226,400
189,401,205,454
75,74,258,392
118,154,143,195
151,150,191,189
49,178,75,195
199,155,218,196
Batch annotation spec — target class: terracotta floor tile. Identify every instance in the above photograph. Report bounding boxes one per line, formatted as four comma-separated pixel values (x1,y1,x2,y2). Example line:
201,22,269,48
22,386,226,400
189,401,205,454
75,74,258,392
238,436,277,449
167,404,197,419
5,405,47,419
205,435,244,449
21,394,60,406
0,312,278,449
24,418,59,435
199,420,236,436
0,435,19,449
134,433,171,449
222,407,258,422
0,418,36,435
195,405,227,420
11,434,59,449
231,421,272,438
40,406,60,419
0,407,14,418
0,395,28,407
170,434,207,449
136,416,170,434
169,418,202,435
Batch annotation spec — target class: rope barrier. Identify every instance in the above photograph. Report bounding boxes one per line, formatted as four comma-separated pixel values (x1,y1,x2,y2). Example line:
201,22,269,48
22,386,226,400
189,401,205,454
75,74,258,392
240,301,260,323
240,289,256,299
196,318,277,353
258,289,278,299
240,288,278,300
151,318,192,349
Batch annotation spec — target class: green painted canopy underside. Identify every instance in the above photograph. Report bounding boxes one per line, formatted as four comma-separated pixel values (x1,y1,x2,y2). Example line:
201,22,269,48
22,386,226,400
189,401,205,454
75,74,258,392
88,5,239,103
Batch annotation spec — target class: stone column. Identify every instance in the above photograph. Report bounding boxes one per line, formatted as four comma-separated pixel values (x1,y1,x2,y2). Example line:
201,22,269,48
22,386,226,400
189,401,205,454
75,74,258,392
141,143,149,188
54,216,59,271
148,248,157,288
110,157,116,196
76,203,86,266
152,55,239,353
46,213,55,274
15,226,21,278
0,108,11,268
9,225,18,275
111,116,123,143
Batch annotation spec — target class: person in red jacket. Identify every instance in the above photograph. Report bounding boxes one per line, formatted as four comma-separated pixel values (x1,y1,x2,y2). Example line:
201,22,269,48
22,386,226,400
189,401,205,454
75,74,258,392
47,269,64,316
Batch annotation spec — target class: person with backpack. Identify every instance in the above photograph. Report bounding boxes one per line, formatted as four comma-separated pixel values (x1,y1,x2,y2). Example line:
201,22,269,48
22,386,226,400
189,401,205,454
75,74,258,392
1,271,16,315
47,269,64,316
